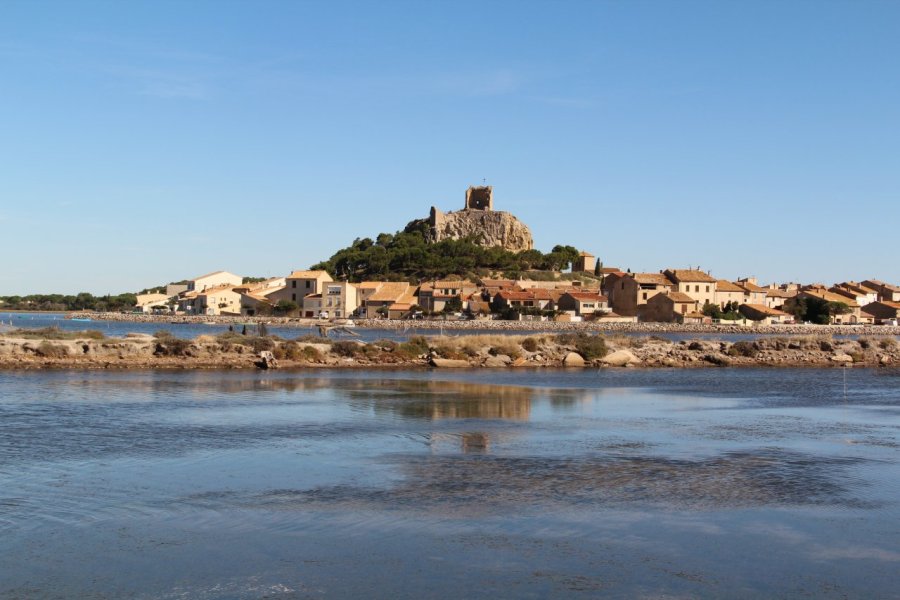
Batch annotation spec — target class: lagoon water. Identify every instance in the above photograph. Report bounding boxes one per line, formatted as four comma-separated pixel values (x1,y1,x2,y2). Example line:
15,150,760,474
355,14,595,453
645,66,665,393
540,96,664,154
1,368,899,598
0,311,884,344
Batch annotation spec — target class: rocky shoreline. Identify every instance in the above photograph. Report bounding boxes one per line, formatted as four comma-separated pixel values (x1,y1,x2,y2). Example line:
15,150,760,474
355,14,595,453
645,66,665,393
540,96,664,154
71,312,900,337
1,329,897,370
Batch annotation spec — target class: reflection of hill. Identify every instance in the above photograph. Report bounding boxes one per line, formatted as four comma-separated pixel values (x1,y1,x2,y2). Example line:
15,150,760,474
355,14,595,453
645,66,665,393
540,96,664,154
246,448,868,513
341,379,533,421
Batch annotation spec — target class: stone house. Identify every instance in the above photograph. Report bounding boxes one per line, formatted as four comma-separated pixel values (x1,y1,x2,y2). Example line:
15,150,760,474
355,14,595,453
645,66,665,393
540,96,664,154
640,291,699,323
187,271,242,293
861,301,900,324
180,284,241,316
715,280,745,309
270,270,334,314
765,288,796,310
663,269,717,307
418,280,478,313
738,304,794,324
556,292,609,317
736,278,768,305
861,280,900,303
237,278,286,316
303,281,359,319
831,283,879,306
574,251,595,273
134,293,170,313
797,289,861,323
606,273,673,317
364,282,412,318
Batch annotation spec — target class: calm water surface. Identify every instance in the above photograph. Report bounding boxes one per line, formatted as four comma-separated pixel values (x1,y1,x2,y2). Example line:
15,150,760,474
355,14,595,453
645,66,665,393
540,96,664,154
1,368,899,599
5,311,895,343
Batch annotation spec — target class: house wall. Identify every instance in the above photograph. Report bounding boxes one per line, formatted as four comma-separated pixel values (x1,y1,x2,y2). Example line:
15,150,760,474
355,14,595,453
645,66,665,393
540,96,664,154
675,281,716,307
190,272,242,293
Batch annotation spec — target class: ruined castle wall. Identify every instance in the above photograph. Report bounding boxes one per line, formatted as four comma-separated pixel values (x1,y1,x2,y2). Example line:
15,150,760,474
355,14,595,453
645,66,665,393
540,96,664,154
427,206,533,252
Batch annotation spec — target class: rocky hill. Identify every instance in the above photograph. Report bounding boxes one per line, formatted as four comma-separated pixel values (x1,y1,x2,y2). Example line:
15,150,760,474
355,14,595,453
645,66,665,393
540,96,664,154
418,206,534,252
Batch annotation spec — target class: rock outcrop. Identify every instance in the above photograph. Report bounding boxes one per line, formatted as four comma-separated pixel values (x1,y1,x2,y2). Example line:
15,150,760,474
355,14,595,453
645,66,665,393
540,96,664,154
406,186,533,252
423,207,534,252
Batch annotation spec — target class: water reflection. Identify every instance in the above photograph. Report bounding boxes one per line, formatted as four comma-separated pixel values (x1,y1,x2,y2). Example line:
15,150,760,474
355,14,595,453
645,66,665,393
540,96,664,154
1,369,899,599
168,448,874,516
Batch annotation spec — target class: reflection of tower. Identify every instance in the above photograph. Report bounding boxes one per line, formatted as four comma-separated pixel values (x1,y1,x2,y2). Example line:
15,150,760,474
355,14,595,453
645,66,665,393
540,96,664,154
461,432,489,453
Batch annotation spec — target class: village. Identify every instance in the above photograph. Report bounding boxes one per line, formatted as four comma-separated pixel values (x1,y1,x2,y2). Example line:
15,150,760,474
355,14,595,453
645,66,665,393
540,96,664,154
115,186,898,327
129,263,900,328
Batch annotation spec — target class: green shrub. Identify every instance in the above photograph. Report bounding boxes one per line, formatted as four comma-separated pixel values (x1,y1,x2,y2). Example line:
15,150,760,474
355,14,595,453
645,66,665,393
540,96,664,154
397,336,430,358
878,338,896,350
12,327,105,341
557,333,608,360
296,334,331,344
521,337,538,352
332,341,364,357
36,342,70,358
273,341,299,360
489,344,521,360
300,345,323,362
154,338,191,356
372,339,398,351
727,341,759,358
248,337,274,353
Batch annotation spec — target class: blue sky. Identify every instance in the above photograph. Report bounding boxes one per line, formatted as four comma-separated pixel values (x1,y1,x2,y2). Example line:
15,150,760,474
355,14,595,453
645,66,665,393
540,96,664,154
2,1,898,295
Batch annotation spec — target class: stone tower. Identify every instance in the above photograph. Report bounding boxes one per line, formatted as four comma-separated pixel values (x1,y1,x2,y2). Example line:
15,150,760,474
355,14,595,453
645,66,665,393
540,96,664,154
465,186,493,211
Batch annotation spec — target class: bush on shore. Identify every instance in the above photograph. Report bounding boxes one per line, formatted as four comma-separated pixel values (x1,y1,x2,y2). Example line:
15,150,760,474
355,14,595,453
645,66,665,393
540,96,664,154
11,327,105,341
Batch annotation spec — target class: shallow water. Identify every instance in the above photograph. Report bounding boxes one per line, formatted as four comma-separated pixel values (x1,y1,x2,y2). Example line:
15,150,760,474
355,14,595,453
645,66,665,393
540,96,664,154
4,311,893,343
1,368,898,598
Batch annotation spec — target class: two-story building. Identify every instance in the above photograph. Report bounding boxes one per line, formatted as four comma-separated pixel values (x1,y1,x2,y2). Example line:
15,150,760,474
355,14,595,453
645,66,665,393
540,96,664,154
606,273,673,317
303,281,359,319
663,269,717,307
556,292,608,318
861,280,900,303
640,291,700,323
187,271,242,293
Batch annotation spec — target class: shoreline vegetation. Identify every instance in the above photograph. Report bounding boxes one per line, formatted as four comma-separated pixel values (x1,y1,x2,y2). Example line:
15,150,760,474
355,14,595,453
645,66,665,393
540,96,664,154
1,326,897,370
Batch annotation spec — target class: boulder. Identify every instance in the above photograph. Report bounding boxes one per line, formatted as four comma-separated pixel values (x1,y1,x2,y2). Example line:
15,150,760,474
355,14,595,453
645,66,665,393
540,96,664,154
562,352,586,367
600,350,641,367
430,358,470,368
831,353,853,363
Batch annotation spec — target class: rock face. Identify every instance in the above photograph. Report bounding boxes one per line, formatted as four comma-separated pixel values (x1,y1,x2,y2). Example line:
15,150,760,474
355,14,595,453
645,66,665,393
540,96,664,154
425,207,534,252
408,186,533,252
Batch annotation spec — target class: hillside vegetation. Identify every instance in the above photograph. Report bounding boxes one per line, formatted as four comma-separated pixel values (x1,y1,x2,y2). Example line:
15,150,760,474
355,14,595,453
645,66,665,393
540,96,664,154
312,220,585,282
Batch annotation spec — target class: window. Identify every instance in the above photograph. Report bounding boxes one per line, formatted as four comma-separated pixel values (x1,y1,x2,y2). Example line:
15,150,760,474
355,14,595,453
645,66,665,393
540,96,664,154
695,285,700,293
292,281,296,288
642,292,648,300
706,286,710,293
292,293,296,301
306,281,311,289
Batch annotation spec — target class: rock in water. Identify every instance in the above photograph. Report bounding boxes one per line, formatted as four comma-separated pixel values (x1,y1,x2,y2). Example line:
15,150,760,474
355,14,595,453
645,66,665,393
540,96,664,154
600,350,641,367
563,352,586,367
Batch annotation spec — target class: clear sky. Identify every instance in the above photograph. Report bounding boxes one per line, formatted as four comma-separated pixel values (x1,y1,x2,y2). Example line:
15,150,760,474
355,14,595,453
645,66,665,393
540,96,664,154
2,1,898,295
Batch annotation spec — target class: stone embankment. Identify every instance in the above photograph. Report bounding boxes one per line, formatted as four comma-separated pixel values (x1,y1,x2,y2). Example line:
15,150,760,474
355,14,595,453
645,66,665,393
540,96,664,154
74,312,898,336
1,330,898,370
